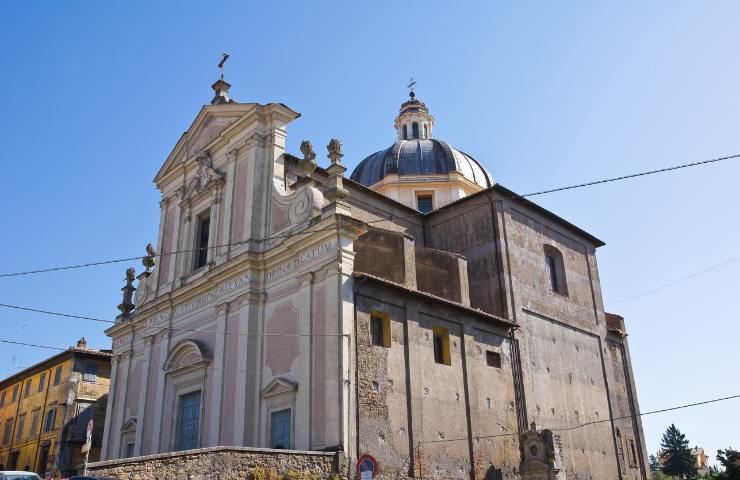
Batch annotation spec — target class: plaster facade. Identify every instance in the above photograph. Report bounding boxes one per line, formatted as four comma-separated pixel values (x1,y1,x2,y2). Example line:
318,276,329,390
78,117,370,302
102,81,648,480
0,340,110,476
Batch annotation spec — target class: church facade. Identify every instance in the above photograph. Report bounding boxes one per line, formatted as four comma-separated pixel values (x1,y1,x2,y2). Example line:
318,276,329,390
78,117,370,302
100,77,648,480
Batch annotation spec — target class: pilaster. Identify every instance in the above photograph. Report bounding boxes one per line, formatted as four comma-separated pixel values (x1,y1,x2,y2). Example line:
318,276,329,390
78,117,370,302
207,187,222,266
134,335,154,456
296,272,314,450
208,302,229,446
180,207,195,284
154,196,169,295
221,148,238,259
111,350,132,458
100,354,119,460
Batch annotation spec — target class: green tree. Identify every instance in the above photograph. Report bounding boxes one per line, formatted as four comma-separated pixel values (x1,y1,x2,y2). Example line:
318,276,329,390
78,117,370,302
660,424,698,479
716,448,740,480
651,454,663,474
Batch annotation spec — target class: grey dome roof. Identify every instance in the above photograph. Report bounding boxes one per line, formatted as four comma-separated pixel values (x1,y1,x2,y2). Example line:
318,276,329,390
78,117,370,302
350,138,493,189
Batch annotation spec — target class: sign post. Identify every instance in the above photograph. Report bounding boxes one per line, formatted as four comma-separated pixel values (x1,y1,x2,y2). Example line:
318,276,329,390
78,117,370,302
82,419,93,476
356,454,377,480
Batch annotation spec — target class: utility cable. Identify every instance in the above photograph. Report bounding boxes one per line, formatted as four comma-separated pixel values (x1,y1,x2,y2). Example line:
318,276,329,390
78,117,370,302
0,302,349,338
2,339,738,447
0,151,737,279
419,393,740,444
0,338,343,382
605,255,740,306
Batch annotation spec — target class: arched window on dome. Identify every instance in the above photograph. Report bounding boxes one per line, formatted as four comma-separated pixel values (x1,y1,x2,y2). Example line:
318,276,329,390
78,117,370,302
423,124,428,139
402,125,408,140
412,122,420,139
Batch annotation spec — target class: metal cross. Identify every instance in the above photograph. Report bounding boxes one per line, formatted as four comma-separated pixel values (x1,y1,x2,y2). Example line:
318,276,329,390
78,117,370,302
407,77,417,95
217,52,229,79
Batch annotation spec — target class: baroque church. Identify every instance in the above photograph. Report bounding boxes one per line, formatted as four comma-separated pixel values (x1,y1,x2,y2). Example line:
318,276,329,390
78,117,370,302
99,74,648,480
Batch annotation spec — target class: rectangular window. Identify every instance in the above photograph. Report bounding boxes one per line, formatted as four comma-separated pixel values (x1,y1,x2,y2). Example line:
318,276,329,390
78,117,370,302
628,439,637,467
432,327,451,365
11,384,18,403
38,373,46,392
30,412,39,436
83,363,99,383
486,351,502,368
44,408,56,432
15,415,25,441
24,379,32,398
370,313,391,347
2,419,12,445
545,254,558,292
176,391,201,451
53,366,62,385
0,390,5,407
125,442,135,458
195,214,211,270
270,409,292,449
416,193,433,214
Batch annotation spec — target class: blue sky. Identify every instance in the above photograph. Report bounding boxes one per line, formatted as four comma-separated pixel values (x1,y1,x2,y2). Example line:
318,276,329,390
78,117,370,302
1,0,738,465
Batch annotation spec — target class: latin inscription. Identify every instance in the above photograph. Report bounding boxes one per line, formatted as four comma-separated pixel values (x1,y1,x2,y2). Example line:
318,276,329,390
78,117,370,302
112,240,336,350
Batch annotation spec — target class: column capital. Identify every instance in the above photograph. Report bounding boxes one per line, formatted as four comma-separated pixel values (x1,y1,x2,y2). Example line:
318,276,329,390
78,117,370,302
215,301,230,316
226,148,239,164
297,271,315,287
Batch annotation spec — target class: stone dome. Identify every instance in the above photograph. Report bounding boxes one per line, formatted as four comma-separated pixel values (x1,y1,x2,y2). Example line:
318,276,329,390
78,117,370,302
350,138,493,189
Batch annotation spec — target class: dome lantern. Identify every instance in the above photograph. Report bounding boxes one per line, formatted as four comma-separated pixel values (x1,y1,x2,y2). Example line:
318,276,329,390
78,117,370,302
394,90,435,141
350,87,492,213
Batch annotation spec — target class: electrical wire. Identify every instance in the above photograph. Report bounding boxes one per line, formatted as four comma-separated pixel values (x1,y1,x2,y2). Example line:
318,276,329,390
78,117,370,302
0,338,343,382
0,302,349,338
605,255,740,306
3,337,737,451
0,151,737,279
419,392,740,444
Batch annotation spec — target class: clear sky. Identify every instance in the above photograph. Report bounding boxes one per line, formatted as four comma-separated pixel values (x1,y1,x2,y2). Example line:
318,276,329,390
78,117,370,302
0,0,738,466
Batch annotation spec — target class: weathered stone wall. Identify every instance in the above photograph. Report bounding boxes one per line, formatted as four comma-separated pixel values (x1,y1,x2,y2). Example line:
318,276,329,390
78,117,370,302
353,229,407,284
355,280,517,480
414,245,466,303
88,446,344,480
423,194,507,316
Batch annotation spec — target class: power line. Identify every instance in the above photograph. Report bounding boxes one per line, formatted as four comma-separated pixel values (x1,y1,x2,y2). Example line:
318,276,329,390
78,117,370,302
0,151,737,279
2,339,737,449
0,302,348,338
0,338,343,382
419,392,740,444
605,255,740,306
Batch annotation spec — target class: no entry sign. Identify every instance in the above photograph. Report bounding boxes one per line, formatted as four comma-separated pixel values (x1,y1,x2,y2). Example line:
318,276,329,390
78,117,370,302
356,454,377,479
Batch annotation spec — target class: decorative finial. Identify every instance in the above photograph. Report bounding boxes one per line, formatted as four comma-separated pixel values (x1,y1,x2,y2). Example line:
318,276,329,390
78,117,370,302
327,139,343,165
298,140,317,177
217,52,229,80
118,268,137,319
407,77,417,98
142,244,156,273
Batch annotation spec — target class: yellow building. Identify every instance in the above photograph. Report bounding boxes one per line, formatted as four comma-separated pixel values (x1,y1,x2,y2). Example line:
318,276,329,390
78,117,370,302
0,338,110,477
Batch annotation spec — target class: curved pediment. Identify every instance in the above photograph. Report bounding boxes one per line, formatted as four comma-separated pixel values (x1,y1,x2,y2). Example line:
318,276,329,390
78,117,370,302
162,339,211,372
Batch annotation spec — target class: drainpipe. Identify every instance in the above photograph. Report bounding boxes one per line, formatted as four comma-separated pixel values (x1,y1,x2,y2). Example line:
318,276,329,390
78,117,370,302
32,366,53,473
6,380,25,468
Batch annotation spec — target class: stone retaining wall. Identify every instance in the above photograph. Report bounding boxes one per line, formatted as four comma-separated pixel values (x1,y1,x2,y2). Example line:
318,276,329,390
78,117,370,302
87,446,346,480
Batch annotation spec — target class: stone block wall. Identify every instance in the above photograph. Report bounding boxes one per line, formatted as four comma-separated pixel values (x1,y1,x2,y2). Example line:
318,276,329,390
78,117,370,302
88,446,345,480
